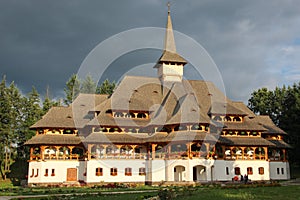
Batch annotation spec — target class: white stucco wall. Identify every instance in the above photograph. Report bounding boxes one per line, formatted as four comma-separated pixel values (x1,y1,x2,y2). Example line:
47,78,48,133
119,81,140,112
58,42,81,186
150,160,165,182
28,160,84,184
28,159,290,185
269,162,290,180
86,160,147,183
214,160,270,181
157,63,183,82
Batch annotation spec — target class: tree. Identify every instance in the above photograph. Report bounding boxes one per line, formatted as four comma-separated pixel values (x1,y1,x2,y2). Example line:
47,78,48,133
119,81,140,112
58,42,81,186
0,77,23,179
21,87,43,142
248,82,300,164
96,79,116,95
64,74,80,105
81,75,97,94
42,86,59,115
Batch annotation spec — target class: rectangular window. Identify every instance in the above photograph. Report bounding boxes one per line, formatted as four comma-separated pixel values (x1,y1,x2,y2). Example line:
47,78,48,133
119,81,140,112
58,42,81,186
281,168,284,175
96,167,103,176
139,167,146,176
226,167,229,175
51,169,55,176
234,167,240,175
35,169,39,177
125,167,132,176
247,167,253,175
110,168,117,176
259,167,264,175
277,168,280,175
30,169,34,178
44,169,48,177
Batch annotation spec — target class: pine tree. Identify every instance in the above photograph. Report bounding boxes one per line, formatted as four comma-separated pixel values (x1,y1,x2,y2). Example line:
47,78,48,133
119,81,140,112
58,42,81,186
96,79,116,95
80,75,97,94
64,74,80,105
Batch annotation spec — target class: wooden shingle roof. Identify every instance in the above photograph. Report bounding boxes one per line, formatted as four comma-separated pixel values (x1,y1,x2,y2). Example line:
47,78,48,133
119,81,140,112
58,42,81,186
25,134,83,145
219,136,276,146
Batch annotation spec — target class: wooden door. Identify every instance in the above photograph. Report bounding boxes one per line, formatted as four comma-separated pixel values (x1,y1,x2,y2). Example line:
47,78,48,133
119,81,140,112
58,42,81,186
66,168,77,182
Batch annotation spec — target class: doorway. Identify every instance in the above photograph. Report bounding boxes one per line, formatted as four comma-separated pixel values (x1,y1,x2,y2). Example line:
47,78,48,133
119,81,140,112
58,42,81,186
193,165,206,182
174,165,185,181
66,168,77,182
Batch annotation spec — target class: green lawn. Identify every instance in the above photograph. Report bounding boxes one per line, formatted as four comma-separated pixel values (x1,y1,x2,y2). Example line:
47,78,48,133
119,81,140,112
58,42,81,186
175,186,300,200
11,185,300,200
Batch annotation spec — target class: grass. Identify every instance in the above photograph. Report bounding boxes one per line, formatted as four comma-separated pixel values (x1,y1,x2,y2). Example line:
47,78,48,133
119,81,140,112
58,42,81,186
0,184,156,196
8,185,300,200
175,186,300,200
0,179,14,188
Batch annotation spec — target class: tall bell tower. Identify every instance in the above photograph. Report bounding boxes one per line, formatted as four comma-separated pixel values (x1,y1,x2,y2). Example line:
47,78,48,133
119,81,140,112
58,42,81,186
154,3,187,82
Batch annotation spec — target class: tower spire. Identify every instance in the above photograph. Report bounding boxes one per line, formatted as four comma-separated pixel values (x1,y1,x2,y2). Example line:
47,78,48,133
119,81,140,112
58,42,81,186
154,4,187,82
164,2,176,53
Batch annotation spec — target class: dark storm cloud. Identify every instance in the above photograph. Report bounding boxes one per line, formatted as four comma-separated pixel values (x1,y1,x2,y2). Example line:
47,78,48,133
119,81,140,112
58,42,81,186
0,0,299,102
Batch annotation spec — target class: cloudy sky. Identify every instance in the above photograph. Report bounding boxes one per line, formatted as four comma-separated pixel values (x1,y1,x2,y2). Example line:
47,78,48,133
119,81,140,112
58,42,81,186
1,0,300,103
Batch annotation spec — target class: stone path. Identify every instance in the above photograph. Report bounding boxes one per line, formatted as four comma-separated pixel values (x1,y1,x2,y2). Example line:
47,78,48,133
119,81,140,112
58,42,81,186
0,190,158,200
280,178,300,186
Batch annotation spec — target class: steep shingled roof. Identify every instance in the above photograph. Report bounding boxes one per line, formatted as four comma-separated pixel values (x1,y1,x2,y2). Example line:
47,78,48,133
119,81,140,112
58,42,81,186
256,115,287,135
25,134,83,145
31,94,108,129
219,136,276,146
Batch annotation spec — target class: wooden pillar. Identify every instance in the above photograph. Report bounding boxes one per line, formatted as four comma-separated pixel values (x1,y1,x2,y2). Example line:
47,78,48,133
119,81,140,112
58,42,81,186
241,147,245,160
130,145,137,158
205,143,210,159
220,116,225,122
40,146,45,160
264,147,268,160
152,144,157,160
230,147,234,159
87,144,93,160
167,145,171,159
252,147,257,160
116,145,122,159
54,146,60,160
102,145,107,158
221,146,226,159
283,149,287,161
187,142,192,159
30,147,34,160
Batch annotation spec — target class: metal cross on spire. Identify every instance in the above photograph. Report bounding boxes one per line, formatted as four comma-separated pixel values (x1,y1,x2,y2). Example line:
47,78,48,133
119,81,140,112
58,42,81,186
167,2,171,13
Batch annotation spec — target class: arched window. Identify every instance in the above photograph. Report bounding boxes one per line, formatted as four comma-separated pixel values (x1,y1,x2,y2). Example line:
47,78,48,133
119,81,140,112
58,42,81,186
213,115,222,121
225,116,232,122
137,113,146,118
233,116,242,122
